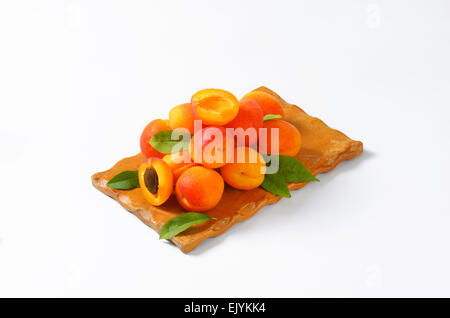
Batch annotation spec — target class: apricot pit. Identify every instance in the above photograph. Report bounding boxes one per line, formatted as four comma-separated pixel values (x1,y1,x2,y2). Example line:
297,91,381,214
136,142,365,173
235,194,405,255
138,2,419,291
138,158,173,206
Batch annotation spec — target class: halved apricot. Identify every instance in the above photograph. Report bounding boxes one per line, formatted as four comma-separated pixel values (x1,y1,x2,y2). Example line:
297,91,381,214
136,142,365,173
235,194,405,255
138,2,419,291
138,158,173,206
140,119,170,159
175,166,224,212
191,89,239,126
220,147,266,190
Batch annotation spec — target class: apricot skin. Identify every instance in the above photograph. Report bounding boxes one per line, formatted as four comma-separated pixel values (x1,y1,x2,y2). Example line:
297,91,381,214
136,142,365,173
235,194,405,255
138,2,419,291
225,99,264,147
169,103,195,134
138,158,173,206
191,88,239,126
162,150,197,183
220,147,266,190
259,119,302,157
241,91,285,119
140,119,170,159
190,126,234,169
175,166,224,212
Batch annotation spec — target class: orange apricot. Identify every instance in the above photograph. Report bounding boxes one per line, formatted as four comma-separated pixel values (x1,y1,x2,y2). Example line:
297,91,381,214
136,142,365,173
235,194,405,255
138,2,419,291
175,166,224,212
259,119,302,157
138,158,173,206
169,103,195,134
140,119,170,159
191,88,239,126
225,99,263,147
162,150,197,183
220,147,266,190
190,126,234,169
241,91,285,119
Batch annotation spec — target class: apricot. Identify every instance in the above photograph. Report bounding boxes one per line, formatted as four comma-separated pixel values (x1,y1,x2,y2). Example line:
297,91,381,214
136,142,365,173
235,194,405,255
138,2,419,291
162,150,197,183
175,166,224,212
190,126,234,169
241,91,285,119
140,119,170,159
259,119,302,157
169,103,195,134
138,158,173,206
220,147,266,190
225,99,263,147
191,88,239,126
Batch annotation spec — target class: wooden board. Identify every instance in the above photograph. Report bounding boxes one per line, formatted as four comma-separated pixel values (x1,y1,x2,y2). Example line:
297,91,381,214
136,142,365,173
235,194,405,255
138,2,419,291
91,87,363,253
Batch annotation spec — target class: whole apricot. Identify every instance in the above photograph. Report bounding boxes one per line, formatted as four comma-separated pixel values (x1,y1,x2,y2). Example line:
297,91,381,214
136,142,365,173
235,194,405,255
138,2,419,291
191,88,239,126
140,119,170,159
220,147,266,190
138,158,173,206
259,119,302,157
190,126,234,169
162,150,197,183
241,91,285,119
175,166,224,212
225,99,263,147
169,103,195,134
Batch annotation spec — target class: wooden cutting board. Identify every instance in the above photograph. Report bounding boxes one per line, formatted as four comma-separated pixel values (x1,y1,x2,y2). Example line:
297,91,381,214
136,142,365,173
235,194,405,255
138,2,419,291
91,87,363,253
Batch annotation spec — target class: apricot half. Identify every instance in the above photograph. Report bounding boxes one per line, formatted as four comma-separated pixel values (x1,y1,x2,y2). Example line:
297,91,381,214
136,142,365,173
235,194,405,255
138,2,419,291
140,119,170,159
138,158,173,206
169,103,195,134
191,89,239,126
241,91,285,119
175,166,224,212
225,99,264,147
220,147,266,190
259,119,302,157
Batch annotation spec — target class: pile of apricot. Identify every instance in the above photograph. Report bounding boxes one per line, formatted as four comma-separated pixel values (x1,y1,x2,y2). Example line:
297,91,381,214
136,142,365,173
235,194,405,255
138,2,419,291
138,89,302,212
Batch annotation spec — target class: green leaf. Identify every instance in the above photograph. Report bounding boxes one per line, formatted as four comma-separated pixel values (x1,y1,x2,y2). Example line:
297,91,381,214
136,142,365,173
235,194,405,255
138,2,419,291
150,130,191,154
107,170,140,190
263,114,282,121
277,155,319,183
260,155,318,197
160,213,216,240
261,173,291,198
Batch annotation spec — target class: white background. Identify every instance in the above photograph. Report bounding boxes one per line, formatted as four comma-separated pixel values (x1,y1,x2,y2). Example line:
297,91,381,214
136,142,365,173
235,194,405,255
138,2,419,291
1,0,449,297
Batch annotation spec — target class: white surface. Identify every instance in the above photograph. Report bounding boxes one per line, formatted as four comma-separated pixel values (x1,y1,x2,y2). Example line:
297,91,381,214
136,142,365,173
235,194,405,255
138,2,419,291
1,0,449,297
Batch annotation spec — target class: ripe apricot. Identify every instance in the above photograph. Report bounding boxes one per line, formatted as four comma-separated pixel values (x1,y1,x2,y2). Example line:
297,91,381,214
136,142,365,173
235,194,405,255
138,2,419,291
162,150,197,183
191,89,239,126
241,91,285,119
138,158,173,206
259,119,302,157
220,147,266,190
169,103,195,134
225,99,263,147
140,119,170,159
190,126,234,169
175,166,224,212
